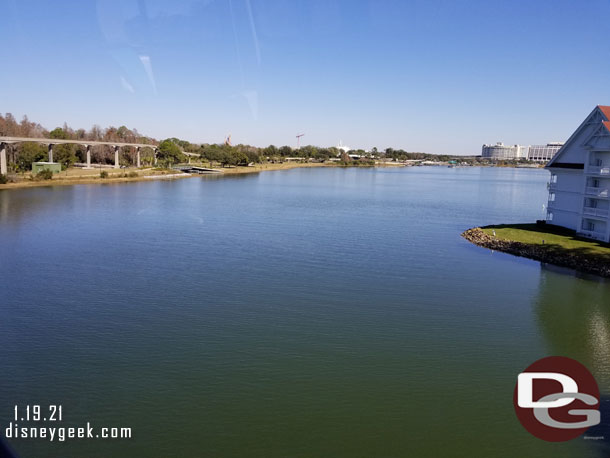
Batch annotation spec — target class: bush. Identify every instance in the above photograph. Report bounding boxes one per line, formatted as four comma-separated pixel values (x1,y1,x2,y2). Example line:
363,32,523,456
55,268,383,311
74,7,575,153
128,171,138,178
35,170,54,180
100,171,109,179
0,174,7,184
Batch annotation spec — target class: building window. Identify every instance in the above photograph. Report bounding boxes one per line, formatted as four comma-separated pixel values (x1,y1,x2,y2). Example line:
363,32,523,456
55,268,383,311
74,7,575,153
547,211,553,221
550,174,557,183
585,220,596,231
549,192,555,202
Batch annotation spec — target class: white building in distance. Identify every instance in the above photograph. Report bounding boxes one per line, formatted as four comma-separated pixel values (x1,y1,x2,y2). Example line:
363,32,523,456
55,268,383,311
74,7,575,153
482,142,563,162
337,140,351,153
546,105,610,242
527,142,564,162
482,142,529,160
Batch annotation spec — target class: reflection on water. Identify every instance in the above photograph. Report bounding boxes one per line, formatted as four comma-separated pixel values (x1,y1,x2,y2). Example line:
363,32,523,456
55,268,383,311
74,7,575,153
535,264,610,390
535,265,610,455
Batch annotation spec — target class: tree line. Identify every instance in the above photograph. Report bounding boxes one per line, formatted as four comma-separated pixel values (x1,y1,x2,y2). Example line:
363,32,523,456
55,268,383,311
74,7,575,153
1,112,476,173
0,113,159,171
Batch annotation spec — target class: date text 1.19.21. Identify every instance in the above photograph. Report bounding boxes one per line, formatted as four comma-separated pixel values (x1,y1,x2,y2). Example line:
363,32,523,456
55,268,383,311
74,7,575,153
14,405,62,422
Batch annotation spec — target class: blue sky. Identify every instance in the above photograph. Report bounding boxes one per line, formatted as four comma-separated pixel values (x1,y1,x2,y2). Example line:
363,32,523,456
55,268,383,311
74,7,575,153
2,0,610,154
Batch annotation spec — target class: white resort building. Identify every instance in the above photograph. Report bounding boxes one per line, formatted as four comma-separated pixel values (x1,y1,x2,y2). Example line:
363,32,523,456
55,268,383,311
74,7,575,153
481,142,563,162
528,143,564,162
545,105,610,242
481,142,529,160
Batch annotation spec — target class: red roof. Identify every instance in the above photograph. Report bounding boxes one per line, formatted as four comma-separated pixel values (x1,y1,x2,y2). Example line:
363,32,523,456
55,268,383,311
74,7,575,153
603,121,610,133
598,105,610,120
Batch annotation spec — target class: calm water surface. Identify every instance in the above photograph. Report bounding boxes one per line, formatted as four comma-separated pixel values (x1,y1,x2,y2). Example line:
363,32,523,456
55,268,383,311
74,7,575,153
1,167,609,457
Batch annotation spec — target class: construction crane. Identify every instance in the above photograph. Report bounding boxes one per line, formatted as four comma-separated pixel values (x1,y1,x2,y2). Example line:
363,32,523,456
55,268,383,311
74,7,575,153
296,133,304,149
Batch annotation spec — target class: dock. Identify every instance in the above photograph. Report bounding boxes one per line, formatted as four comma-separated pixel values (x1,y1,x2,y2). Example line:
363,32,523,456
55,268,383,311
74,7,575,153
173,166,223,174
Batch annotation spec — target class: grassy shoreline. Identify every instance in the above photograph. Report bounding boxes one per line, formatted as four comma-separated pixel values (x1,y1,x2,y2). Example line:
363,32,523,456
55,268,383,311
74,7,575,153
462,224,610,278
0,162,337,190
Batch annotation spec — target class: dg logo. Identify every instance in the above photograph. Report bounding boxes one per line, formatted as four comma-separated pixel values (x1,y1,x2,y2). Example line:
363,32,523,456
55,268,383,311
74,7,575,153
514,356,600,442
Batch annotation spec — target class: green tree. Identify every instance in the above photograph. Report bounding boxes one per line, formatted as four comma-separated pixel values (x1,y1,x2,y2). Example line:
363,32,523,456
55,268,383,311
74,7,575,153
328,147,340,157
157,139,185,166
298,145,317,158
312,148,331,161
54,144,78,168
264,145,278,157
200,144,223,165
48,127,78,167
233,151,249,166
17,142,47,171
279,146,292,157
116,125,131,140
242,149,261,164
217,149,248,167
49,127,69,139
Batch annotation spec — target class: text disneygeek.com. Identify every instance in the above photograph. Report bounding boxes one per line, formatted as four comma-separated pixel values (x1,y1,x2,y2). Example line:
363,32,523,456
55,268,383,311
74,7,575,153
3,405,131,442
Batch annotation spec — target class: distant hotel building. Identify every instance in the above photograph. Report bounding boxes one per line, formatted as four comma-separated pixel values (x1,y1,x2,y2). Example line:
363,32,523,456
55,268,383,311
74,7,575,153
527,143,564,162
482,143,529,160
546,105,610,242
481,142,564,162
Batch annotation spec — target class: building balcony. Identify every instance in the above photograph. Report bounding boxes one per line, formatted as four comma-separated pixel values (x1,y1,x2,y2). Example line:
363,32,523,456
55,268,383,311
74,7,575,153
587,166,610,175
585,187,609,198
577,230,607,241
583,207,609,219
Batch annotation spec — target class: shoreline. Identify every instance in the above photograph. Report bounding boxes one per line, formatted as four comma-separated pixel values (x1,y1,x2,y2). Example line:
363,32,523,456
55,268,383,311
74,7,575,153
0,162,334,190
462,227,610,278
0,161,544,191
0,170,194,189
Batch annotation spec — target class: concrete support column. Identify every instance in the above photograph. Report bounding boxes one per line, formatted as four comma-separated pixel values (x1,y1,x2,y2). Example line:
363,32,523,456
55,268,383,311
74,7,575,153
48,144,54,163
0,143,7,176
114,145,120,169
86,145,92,169
136,147,141,168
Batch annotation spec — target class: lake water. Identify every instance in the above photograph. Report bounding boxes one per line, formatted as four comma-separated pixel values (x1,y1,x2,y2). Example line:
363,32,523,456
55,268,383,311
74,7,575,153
1,166,609,457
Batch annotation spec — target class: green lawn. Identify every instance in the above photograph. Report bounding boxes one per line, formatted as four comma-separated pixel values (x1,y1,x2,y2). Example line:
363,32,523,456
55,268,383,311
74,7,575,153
481,223,610,262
